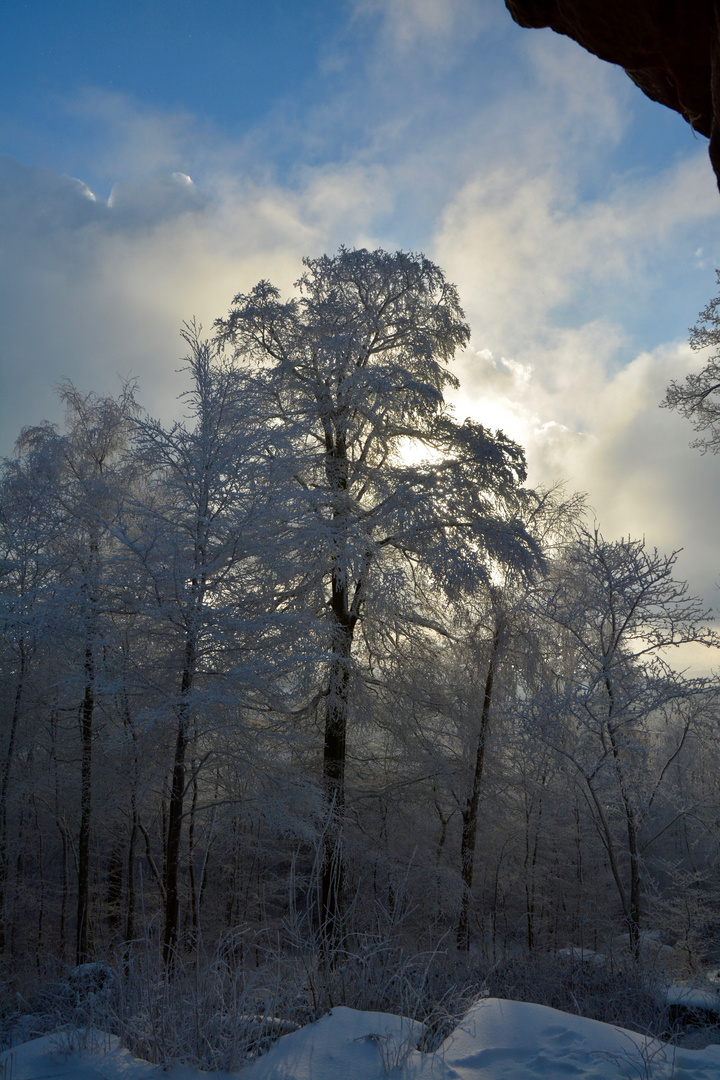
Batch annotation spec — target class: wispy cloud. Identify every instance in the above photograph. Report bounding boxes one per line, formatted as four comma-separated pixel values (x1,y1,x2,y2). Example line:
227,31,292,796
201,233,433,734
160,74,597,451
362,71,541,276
350,0,497,61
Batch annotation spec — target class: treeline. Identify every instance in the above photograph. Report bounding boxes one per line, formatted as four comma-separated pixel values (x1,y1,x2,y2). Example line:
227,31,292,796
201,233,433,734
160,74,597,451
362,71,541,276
2,248,719,984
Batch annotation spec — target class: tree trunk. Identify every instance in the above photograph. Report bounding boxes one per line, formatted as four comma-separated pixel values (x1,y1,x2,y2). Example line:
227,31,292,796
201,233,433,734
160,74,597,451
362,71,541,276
620,784,642,957
585,777,630,925
0,638,25,954
321,622,352,950
163,638,195,964
52,709,69,959
121,688,139,944
523,797,542,952
59,821,69,958
106,841,123,934
319,425,359,951
606,703,642,959
76,641,94,964
188,765,199,945
126,810,137,944
163,716,188,962
457,627,499,950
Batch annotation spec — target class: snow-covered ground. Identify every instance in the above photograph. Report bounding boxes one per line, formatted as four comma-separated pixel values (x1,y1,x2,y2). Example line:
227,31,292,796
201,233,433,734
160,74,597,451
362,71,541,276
4,998,720,1080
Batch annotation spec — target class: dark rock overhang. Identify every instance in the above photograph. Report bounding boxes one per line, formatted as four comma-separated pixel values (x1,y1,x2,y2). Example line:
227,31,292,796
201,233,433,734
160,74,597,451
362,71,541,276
505,0,720,186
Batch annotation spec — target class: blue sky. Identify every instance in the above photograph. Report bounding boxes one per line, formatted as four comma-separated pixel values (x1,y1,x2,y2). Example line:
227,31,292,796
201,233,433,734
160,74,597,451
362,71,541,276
2,0,720,647
1,1,349,189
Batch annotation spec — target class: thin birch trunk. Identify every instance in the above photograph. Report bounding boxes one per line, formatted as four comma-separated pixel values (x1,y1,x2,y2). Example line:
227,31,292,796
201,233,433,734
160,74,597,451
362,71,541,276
457,626,500,950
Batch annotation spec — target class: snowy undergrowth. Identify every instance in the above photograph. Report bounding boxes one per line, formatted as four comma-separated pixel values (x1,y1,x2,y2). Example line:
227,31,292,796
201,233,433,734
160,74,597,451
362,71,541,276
109,929,462,1070
5,999,720,1080
2,933,719,1072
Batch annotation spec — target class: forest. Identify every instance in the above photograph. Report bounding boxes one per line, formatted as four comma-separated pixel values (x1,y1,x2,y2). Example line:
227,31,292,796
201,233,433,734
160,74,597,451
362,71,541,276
2,247,720,1069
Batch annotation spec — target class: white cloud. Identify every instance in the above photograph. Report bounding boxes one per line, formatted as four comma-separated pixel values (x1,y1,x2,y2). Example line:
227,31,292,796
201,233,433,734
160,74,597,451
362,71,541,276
2,7,720,638
0,148,399,450
435,152,719,355
351,0,497,59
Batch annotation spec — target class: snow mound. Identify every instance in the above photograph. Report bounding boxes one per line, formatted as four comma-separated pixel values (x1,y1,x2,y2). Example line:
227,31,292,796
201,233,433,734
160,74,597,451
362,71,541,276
415,998,720,1078
240,1006,423,1079
0,1031,152,1080
4,998,720,1079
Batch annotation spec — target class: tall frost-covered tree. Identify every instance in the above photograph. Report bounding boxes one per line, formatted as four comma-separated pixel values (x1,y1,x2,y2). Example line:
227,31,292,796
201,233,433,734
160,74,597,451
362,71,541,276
2,387,131,962
122,325,299,961
216,247,540,943
0,431,69,954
